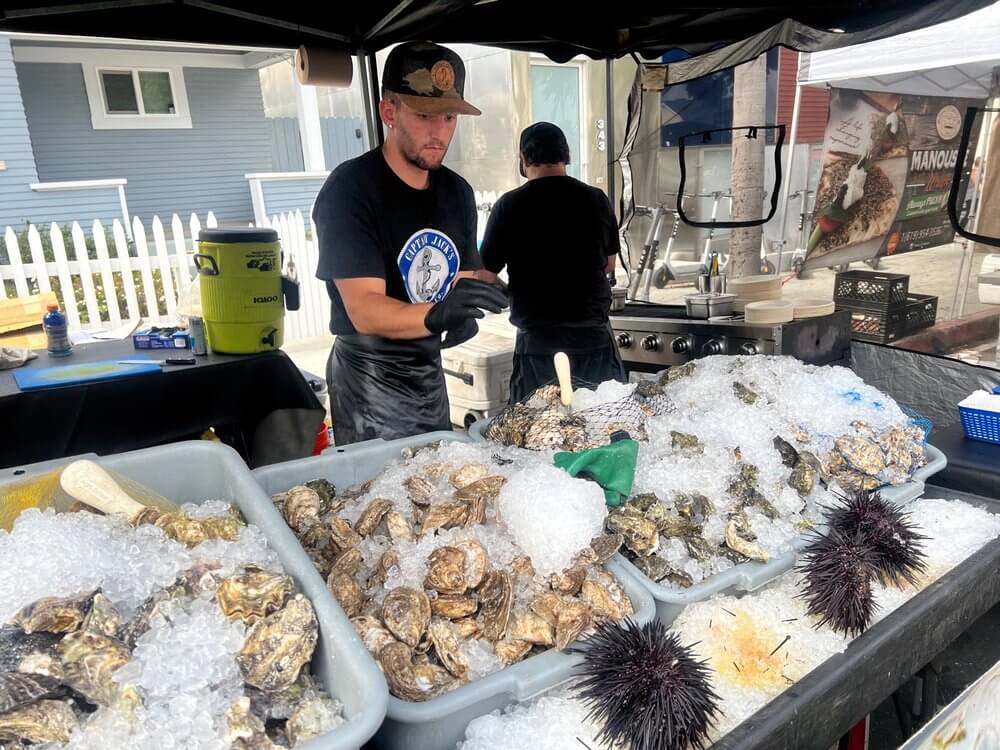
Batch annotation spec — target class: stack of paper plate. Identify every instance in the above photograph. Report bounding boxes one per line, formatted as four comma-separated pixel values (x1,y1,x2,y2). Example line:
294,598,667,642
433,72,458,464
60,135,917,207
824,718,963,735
744,299,795,324
792,298,836,319
729,274,783,312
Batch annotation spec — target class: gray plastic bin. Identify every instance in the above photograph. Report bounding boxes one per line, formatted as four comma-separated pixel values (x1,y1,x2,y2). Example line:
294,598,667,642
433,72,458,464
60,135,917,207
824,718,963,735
252,432,656,750
622,443,948,625
0,441,387,750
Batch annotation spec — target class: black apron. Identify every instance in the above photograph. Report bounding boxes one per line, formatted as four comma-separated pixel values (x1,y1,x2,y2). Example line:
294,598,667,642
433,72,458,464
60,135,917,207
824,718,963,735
509,323,626,404
327,334,451,445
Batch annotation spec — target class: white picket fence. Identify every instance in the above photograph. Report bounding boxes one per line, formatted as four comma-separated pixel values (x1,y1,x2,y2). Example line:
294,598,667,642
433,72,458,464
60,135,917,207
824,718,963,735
0,210,330,342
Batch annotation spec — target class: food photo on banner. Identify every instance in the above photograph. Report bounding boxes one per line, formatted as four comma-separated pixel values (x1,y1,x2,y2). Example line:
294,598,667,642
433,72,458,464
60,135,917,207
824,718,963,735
804,88,985,271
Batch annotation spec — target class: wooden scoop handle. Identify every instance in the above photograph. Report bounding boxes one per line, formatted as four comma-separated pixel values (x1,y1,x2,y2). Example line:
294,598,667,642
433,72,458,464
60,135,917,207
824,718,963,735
554,352,573,408
60,460,146,520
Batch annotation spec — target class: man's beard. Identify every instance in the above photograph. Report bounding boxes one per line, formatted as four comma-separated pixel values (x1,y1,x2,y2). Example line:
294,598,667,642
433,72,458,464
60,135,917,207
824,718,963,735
399,130,446,171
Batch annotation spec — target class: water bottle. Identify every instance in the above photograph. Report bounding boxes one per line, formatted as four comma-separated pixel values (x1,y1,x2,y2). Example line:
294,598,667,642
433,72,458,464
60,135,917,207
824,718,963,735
43,303,72,357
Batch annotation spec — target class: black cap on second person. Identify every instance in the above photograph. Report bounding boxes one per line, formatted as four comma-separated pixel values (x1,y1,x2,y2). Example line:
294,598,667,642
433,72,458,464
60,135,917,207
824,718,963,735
382,42,481,116
519,122,571,165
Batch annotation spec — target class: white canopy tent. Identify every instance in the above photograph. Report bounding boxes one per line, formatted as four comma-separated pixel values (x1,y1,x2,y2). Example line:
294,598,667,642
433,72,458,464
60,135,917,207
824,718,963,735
778,2,1000,283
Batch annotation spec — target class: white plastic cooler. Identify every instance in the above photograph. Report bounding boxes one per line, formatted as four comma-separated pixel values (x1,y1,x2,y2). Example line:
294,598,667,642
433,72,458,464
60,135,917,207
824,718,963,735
442,328,514,428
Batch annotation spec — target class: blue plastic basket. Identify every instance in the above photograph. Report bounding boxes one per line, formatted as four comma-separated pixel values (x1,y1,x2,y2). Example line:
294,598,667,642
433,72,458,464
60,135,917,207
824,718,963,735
959,386,1000,445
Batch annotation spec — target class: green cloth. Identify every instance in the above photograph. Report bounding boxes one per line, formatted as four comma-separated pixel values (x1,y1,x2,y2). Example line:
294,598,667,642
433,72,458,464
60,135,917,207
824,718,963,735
553,439,639,507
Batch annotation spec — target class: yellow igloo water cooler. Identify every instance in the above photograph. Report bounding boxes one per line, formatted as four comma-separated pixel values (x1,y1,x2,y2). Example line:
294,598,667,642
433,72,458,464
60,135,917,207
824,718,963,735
194,227,292,354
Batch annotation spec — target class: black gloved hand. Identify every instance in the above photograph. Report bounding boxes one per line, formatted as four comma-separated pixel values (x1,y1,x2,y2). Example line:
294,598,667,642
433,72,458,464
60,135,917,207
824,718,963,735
424,278,508,335
441,317,479,349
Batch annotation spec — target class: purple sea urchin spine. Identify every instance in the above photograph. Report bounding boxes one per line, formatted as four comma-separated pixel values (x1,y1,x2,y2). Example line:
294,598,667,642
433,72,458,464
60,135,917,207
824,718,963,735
571,619,719,750
798,527,880,637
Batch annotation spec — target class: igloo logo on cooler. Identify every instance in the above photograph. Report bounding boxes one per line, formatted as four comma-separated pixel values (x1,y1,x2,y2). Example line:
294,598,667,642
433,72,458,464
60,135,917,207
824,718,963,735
397,228,460,303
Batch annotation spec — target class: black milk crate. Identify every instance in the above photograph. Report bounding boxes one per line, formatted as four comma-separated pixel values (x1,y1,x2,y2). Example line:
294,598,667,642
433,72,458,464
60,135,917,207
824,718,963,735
903,293,938,335
834,270,910,309
846,306,907,344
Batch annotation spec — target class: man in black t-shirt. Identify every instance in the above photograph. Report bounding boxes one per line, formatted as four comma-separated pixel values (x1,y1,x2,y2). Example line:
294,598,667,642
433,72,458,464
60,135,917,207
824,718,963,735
479,122,625,403
313,42,507,445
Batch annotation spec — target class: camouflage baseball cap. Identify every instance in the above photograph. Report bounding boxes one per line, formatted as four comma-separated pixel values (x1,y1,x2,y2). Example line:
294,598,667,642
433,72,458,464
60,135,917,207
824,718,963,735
382,42,481,116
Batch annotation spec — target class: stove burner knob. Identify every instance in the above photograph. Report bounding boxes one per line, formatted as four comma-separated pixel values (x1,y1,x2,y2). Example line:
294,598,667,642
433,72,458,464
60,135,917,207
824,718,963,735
640,335,660,352
739,342,760,356
616,332,633,349
670,336,691,354
702,338,725,356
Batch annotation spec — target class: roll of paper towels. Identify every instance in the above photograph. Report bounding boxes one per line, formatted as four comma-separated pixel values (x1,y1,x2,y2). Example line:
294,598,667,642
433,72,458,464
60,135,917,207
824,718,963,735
295,46,353,88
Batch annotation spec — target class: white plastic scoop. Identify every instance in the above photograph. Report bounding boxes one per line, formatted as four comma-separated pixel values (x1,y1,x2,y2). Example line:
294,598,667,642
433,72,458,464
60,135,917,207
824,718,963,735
59,459,152,521
554,351,573,408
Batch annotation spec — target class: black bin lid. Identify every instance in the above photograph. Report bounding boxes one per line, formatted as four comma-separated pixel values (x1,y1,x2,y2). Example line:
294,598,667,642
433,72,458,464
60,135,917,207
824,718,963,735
198,227,278,244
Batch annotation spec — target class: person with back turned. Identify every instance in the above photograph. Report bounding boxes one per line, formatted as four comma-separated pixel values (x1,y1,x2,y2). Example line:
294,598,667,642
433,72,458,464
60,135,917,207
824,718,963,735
312,42,508,445
479,122,625,402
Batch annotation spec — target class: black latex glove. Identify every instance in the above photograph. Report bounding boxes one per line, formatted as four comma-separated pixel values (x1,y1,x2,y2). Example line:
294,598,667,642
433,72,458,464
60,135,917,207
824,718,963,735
441,317,479,349
424,278,508,335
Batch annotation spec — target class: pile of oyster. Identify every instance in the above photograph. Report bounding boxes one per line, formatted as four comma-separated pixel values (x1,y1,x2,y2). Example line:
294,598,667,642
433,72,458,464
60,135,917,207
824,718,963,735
271,462,635,702
0,507,338,749
821,422,927,491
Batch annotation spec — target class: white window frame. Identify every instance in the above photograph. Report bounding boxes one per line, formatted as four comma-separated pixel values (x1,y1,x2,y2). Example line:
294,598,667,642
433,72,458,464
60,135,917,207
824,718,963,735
82,64,192,130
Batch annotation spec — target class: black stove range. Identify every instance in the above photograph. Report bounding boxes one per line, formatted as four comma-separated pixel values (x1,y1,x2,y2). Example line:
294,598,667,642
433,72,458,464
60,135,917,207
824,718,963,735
610,303,852,375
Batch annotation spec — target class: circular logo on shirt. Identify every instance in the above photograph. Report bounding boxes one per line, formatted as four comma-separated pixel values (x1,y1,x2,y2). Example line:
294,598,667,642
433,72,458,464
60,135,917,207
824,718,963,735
397,229,460,303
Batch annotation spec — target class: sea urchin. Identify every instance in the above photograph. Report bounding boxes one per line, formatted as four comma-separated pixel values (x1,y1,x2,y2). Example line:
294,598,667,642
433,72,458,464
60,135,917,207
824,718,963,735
571,619,719,750
827,488,928,587
798,526,880,637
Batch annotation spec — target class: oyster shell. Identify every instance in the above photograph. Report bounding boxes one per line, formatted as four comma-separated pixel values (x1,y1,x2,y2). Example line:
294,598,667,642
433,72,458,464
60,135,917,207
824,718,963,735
485,404,535,446
835,436,886,476
57,630,131,706
227,696,276,750
419,463,453,483
153,509,243,545
283,486,323,532
607,511,659,556
286,695,343,747
725,515,769,562
304,478,339,509
238,595,318,692
453,618,480,640
430,594,478,620
508,613,555,646
581,579,631,624
789,453,821,497
331,547,364,577
662,361,696,383
178,561,223,596
455,476,507,504
630,555,673,584
217,566,295,625
381,588,431,649
16,651,63,681
379,642,452,702
464,495,487,527
510,555,535,578
0,673,60,714
494,639,532,666
351,615,398,658
420,502,469,536
0,700,77,744
355,498,392,537
0,628,60,673
670,431,703,453
529,593,564,627
428,620,468,678
81,592,122,638
328,518,363,552
327,570,365,618
455,540,488,589
554,599,592,650
549,566,586,596
367,550,400,591
424,547,468,594
405,476,436,507
674,493,714,521
478,570,513,641
684,534,715,562
11,591,95,634
449,464,490,489
385,511,415,543
773,435,799,467
589,534,623,564
733,382,759,405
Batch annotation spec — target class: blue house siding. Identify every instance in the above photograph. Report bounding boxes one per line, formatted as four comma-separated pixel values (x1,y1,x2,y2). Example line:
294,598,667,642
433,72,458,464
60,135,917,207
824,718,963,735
0,38,122,232
268,116,365,174
260,177,327,224
17,63,275,224
268,118,305,173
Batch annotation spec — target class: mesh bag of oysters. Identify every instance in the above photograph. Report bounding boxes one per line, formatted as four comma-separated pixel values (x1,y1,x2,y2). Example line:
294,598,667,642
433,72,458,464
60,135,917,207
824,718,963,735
484,376,675,452
0,461,344,749
270,442,635,703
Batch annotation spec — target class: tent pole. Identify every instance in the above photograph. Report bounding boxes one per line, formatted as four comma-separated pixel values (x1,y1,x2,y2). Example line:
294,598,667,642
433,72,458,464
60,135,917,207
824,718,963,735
777,53,803,273
606,58,616,213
